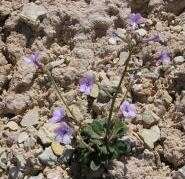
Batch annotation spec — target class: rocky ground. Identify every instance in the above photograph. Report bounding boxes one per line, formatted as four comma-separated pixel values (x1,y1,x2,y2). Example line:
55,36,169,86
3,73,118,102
0,0,185,178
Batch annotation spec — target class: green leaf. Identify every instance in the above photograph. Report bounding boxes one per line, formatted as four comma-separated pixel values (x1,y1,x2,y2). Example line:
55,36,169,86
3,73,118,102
91,119,106,136
114,140,128,156
98,145,108,155
90,161,100,171
91,139,103,146
112,120,127,137
82,125,101,139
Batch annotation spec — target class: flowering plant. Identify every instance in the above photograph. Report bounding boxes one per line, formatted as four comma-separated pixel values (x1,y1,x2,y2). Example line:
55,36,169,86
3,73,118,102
24,13,144,176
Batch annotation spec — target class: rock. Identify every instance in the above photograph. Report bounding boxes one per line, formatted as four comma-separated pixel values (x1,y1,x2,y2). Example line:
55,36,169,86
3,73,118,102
9,166,23,179
52,67,79,88
162,90,173,107
0,75,7,91
142,109,160,127
69,105,84,121
88,14,113,29
58,148,74,164
28,173,44,179
0,3,11,17
46,170,63,179
18,132,29,143
6,121,19,131
90,84,99,98
0,148,7,170
136,29,147,37
4,32,26,64
178,165,185,178
38,147,57,166
115,28,127,40
37,123,58,145
108,154,170,179
165,0,185,15
20,3,47,25
0,53,8,66
4,93,32,115
139,125,160,149
16,154,27,168
173,56,185,65
98,90,111,103
108,37,117,45
171,25,183,33
51,142,64,156
43,167,66,179
21,108,39,127
132,79,154,103
119,51,129,66
163,129,185,167
149,0,163,7
98,80,120,103
73,47,94,59
9,60,36,92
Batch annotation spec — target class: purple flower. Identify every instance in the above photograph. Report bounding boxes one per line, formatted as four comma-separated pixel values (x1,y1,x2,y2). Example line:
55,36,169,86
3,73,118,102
156,51,171,65
24,52,42,68
54,122,73,145
120,101,136,118
79,73,94,95
128,13,143,29
49,108,65,123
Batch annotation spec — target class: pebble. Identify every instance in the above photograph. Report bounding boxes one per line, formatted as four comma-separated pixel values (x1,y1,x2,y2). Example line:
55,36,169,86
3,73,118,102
178,165,185,177
38,147,57,166
0,148,7,170
20,2,47,25
173,56,185,65
6,121,19,131
46,170,63,179
115,28,127,39
37,123,58,145
108,37,117,45
18,132,29,143
51,142,64,156
142,109,160,127
139,125,160,149
21,108,39,127
28,173,44,179
171,25,183,33
119,51,129,66
90,84,99,98
136,28,147,37
69,104,84,121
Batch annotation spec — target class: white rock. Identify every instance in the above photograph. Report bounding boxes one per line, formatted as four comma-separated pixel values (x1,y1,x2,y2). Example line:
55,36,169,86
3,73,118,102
139,125,160,149
37,123,58,145
115,28,127,39
108,37,117,45
20,3,47,24
18,132,29,143
119,51,129,66
38,147,57,166
173,56,185,64
136,29,147,37
6,121,19,131
21,108,39,127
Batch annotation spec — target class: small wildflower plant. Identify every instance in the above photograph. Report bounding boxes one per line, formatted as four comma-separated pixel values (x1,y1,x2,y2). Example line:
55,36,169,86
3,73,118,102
24,40,137,173
23,12,152,176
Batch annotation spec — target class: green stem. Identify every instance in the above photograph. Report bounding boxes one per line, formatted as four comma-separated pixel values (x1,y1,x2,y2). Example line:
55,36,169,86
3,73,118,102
45,68,94,152
105,47,133,141
45,68,79,125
